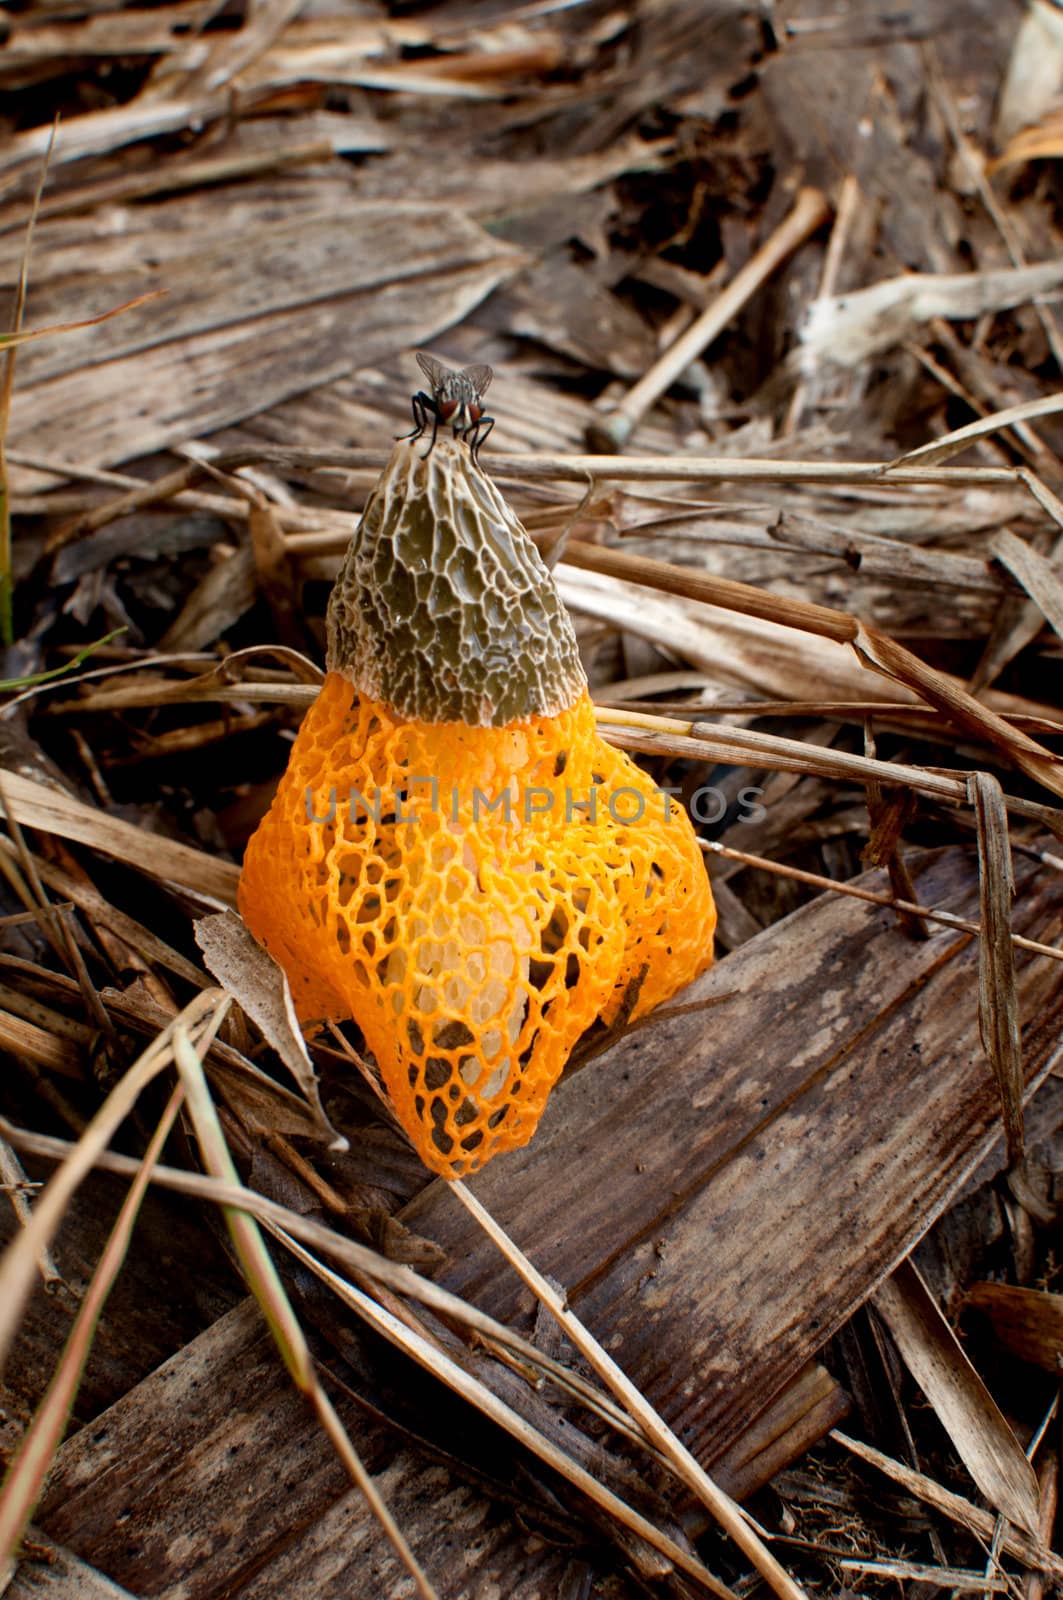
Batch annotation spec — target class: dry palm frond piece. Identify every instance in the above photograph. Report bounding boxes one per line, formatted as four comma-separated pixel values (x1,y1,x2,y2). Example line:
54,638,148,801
240,436,716,1177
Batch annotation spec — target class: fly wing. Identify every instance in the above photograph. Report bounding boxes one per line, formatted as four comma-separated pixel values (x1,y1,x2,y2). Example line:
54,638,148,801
416,351,451,392
461,363,493,399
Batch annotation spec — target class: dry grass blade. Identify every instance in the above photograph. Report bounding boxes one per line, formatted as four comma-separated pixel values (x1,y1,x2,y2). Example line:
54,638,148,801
872,1260,1040,1536
838,1557,1010,1590
0,838,208,989
448,1180,808,1600
0,781,113,1048
0,769,240,906
497,452,1023,487
273,1226,737,1600
0,987,227,1378
0,1114,689,1425
854,630,1063,801
968,772,1028,1177
831,1430,1062,1580
0,1082,185,1586
1016,467,1063,536
597,708,1063,833
170,1025,440,1600
886,391,1063,470
993,530,1063,644
559,541,1063,798
0,291,168,354
701,837,1063,962
0,1139,57,1288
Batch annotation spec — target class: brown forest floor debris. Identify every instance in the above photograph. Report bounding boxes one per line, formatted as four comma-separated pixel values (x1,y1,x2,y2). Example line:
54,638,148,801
1,0,1063,1596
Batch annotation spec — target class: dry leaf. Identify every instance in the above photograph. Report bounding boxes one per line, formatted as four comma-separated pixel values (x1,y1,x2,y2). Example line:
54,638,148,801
873,1260,1040,1536
967,1281,1063,1372
994,2,1063,150
195,911,344,1150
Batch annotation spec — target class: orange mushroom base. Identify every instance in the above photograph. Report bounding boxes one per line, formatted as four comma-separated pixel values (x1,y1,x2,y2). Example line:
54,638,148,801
240,672,716,1178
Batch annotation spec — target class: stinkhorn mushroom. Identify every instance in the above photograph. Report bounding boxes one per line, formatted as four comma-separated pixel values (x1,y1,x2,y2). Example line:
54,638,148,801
239,425,716,1179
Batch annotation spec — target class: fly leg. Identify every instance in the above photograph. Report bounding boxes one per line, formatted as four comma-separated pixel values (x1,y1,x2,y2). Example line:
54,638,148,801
421,402,443,458
396,392,435,445
465,413,494,465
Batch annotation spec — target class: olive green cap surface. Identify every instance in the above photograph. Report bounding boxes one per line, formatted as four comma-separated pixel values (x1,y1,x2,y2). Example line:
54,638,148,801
327,437,587,726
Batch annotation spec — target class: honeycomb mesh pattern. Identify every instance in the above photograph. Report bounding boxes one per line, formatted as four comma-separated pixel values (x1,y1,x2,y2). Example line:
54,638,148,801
239,674,717,1178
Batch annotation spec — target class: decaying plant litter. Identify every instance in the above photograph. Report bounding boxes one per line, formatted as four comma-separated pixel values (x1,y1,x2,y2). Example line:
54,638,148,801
0,1,1062,1596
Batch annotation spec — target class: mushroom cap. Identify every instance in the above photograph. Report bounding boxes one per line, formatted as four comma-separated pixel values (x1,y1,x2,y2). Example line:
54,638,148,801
327,437,587,727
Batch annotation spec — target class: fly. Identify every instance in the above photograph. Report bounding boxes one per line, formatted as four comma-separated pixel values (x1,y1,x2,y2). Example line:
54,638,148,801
399,353,495,462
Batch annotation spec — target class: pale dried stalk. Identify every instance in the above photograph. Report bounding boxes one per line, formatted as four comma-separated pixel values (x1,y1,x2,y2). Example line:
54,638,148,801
786,173,861,433
831,1431,1062,1580
0,1116,668,1455
588,186,832,451
558,539,1063,799
211,444,1025,487
600,710,1062,833
969,773,1026,1171
0,988,228,1377
700,839,1063,964
32,443,1027,554
838,1558,1009,1591
274,1225,737,1600
172,1026,440,1600
450,1181,809,1600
